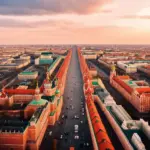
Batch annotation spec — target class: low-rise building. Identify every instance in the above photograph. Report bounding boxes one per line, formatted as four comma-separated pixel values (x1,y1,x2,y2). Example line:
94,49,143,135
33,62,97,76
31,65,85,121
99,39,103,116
110,67,150,112
18,71,38,80
35,52,53,65
117,61,150,73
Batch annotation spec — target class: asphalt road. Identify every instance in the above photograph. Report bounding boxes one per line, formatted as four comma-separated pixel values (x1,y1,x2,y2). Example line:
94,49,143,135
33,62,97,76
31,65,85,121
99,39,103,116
40,47,93,150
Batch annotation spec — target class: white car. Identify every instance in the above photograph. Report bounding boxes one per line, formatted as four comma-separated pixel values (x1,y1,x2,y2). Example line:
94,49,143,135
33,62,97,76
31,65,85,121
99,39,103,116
74,135,79,139
49,131,52,136
74,124,79,133
60,135,63,139
86,143,89,146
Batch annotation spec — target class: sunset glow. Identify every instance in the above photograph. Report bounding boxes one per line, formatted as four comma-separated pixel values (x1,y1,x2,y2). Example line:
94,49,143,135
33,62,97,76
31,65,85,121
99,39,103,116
0,0,150,44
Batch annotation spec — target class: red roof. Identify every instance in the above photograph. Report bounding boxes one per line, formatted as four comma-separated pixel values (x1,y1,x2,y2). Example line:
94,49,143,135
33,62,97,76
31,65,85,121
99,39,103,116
93,121,106,133
4,89,35,95
136,88,150,94
96,130,111,143
78,48,115,150
98,140,115,150
117,75,131,80
113,77,133,94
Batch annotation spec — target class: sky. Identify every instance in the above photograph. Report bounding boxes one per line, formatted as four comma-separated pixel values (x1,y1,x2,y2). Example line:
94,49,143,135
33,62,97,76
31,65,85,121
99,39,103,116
0,0,150,44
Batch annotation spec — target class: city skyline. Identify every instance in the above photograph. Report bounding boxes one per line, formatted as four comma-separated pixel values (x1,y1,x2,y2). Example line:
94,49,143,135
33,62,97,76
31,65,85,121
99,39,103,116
0,0,150,44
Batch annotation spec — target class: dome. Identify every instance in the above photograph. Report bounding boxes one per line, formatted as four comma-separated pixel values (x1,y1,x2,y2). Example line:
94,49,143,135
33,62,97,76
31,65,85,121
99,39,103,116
55,89,60,95
29,98,48,106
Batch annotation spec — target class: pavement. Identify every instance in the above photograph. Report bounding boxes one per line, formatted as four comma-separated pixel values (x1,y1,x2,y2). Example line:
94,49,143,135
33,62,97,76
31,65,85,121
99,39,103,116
40,46,93,150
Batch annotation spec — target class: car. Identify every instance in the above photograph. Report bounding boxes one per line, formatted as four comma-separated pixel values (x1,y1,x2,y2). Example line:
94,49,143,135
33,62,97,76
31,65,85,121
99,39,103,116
74,125,79,133
60,135,63,139
49,131,52,136
74,115,79,119
76,116,79,119
74,135,79,139
80,121,83,124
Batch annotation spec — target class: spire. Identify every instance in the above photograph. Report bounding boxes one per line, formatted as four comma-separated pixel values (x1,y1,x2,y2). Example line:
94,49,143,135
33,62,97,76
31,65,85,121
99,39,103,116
35,79,40,96
36,80,39,89
46,72,50,81
111,64,116,72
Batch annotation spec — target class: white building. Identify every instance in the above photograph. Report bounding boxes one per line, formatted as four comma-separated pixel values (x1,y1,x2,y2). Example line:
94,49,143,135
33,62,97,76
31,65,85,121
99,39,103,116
117,61,150,73
18,71,38,80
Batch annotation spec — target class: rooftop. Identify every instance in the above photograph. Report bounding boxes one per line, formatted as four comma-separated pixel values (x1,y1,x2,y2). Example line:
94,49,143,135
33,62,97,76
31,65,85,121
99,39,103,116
19,71,38,75
29,99,48,106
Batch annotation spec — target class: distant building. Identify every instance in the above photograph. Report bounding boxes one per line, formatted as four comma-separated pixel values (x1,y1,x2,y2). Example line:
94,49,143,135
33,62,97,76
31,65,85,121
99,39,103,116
117,60,150,73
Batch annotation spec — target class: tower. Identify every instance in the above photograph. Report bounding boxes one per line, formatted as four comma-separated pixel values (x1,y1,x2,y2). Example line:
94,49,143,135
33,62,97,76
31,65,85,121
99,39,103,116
43,72,52,96
110,64,116,83
34,81,41,100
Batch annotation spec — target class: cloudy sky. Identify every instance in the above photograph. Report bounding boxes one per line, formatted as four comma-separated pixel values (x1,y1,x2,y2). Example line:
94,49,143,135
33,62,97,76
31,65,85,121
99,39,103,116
0,0,150,44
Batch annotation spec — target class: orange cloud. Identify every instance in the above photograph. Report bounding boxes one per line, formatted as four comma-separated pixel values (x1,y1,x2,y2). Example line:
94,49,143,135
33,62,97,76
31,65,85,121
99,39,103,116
0,0,113,15
121,15,150,19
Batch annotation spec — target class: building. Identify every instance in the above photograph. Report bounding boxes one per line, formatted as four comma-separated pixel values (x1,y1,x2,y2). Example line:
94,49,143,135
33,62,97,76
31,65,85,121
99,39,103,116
93,77,150,150
0,58,30,70
0,51,72,150
117,60,150,73
35,52,53,65
78,48,115,150
18,71,38,80
138,65,150,77
110,66,150,112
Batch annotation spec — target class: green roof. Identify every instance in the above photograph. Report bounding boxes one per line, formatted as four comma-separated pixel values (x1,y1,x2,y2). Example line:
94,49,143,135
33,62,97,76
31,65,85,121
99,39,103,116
41,52,52,55
49,110,56,116
48,56,61,72
29,99,47,106
92,81,99,86
125,80,138,87
42,95,55,103
39,59,53,65
55,89,60,94
19,71,37,75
